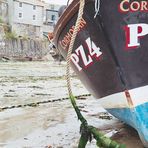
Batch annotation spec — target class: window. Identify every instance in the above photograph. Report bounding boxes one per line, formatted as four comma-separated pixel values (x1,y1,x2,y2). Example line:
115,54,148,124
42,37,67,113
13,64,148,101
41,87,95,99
19,2,22,7
51,15,55,21
33,15,36,20
50,5,54,10
4,3,7,8
19,13,22,18
33,5,36,10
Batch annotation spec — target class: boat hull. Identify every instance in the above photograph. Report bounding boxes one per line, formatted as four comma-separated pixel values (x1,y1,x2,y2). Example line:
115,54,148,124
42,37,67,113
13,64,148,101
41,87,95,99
99,85,148,146
53,0,148,146
107,102,148,146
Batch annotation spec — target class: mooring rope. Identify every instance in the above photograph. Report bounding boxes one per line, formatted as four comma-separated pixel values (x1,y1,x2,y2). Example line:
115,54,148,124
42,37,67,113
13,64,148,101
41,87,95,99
66,0,85,97
65,0,126,147
94,0,101,18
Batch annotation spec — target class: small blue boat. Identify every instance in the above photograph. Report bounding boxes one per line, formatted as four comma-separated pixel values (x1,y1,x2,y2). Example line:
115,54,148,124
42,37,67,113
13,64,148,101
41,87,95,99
53,0,148,147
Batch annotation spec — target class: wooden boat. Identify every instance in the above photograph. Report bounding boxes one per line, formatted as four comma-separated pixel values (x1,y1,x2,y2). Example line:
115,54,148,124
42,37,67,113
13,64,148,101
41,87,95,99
53,0,148,147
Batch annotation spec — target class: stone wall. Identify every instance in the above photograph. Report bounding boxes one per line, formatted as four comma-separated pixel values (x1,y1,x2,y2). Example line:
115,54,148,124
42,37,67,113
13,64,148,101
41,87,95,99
0,25,5,40
12,23,42,39
0,38,50,60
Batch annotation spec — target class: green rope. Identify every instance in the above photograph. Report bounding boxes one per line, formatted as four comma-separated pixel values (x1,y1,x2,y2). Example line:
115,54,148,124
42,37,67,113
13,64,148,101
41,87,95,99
70,95,126,148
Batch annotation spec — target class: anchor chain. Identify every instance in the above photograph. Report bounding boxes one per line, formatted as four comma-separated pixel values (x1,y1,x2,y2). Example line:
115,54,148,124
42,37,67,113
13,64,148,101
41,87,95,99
0,94,91,112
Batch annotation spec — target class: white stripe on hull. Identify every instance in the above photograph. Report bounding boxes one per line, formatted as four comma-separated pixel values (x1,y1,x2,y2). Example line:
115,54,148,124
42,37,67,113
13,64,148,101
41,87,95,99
98,91,128,109
98,85,148,109
129,85,148,107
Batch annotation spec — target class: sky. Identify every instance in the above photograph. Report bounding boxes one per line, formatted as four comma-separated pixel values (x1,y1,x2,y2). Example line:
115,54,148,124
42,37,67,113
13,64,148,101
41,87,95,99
44,0,68,5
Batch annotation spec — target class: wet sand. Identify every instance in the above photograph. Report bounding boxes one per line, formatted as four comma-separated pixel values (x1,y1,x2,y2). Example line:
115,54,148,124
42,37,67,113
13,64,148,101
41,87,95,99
0,61,144,148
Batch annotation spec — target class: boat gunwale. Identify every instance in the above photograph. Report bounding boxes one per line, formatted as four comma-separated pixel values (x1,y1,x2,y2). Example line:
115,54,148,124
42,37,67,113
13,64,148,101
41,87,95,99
53,0,93,48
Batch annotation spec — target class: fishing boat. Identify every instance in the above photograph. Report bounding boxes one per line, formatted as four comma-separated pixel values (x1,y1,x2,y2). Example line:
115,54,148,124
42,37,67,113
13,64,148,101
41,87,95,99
53,0,148,147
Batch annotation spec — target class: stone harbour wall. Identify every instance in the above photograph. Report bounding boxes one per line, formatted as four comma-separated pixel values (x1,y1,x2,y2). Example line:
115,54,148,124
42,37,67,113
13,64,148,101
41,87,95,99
0,38,50,60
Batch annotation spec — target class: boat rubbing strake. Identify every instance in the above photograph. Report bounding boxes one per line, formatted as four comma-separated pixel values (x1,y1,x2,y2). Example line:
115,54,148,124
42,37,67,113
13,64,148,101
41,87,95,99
53,0,148,146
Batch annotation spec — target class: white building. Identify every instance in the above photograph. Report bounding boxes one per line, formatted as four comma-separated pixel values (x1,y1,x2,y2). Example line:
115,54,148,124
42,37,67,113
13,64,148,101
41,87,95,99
3,0,63,39
8,0,45,38
43,3,61,36
0,0,8,24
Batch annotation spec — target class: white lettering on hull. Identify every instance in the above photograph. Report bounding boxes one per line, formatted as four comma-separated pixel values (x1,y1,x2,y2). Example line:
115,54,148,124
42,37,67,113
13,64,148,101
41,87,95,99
71,37,102,71
125,23,148,49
